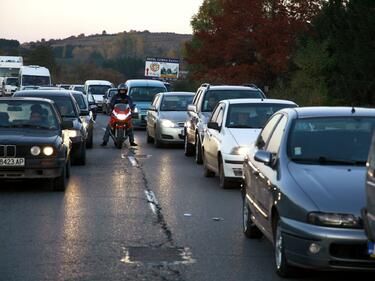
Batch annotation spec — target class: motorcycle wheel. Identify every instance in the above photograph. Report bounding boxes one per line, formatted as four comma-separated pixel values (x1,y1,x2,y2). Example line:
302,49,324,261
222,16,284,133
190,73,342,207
115,127,125,149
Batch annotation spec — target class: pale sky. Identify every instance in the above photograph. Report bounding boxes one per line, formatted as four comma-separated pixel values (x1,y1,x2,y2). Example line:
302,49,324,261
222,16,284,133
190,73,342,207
0,0,204,43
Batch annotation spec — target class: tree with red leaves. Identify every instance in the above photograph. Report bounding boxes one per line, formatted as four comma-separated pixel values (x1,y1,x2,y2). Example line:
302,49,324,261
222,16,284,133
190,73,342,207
185,0,322,88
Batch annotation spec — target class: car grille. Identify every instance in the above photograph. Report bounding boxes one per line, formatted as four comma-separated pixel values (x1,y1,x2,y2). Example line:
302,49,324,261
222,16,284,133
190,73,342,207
330,243,375,261
0,145,29,158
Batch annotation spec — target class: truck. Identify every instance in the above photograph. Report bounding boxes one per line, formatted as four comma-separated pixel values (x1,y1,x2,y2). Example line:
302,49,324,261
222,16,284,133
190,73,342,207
0,56,23,78
19,65,51,89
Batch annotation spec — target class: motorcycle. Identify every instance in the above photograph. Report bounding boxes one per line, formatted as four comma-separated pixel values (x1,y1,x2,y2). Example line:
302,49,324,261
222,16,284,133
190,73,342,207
109,103,137,149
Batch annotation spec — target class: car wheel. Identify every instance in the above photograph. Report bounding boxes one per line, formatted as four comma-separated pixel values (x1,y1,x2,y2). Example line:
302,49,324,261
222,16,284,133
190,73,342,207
219,159,232,189
195,135,203,164
203,149,215,177
76,143,86,165
154,128,163,148
274,218,297,277
243,195,263,238
146,128,154,143
86,129,93,149
53,165,66,191
184,132,194,156
66,157,71,179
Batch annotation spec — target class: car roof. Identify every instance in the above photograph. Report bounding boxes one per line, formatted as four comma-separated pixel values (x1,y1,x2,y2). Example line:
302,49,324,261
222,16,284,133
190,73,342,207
85,80,112,85
15,90,74,98
126,79,167,87
203,85,261,91
286,106,375,118
224,98,296,105
0,96,55,104
160,91,195,96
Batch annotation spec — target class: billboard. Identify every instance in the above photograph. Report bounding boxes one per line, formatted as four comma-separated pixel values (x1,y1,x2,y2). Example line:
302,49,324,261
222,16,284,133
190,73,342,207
145,57,179,80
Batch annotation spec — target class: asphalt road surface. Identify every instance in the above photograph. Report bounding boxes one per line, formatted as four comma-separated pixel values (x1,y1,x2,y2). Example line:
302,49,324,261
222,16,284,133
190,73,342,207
0,114,372,281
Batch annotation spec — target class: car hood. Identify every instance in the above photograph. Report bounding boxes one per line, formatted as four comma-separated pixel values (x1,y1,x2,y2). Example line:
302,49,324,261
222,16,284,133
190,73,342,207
0,129,59,145
228,128,261,146
159,111,188,122
288,162,366,216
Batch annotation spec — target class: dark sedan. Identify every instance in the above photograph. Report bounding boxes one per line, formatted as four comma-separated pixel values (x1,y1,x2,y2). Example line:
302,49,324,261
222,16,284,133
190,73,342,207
242,107,375,276
0,97,73,191
72,91,94,148
14,90,87,165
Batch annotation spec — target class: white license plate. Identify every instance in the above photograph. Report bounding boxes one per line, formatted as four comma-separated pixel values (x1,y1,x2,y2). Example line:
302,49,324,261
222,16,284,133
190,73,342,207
0,158,25,167
368,241,375,258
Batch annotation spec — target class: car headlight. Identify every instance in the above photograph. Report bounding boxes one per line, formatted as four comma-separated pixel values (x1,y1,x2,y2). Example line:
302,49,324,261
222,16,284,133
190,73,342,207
133,107,139,113
230,146,250,155
30,146,41,156
67,130,81,138
43,146,54,156
160,119,177,128
308,212,361,228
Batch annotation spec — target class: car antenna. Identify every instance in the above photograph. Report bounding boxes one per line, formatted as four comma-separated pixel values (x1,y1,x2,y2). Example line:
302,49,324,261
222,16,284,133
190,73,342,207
351,107,355,114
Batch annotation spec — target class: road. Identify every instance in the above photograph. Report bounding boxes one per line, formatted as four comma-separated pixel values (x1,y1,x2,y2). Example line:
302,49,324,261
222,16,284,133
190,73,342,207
0,114,372,281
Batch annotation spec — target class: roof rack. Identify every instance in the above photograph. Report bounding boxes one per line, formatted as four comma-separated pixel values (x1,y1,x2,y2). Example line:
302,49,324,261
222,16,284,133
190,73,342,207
200,83,210,89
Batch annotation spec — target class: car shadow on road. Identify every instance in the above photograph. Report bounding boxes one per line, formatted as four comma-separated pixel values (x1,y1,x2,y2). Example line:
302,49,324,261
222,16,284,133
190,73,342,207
0,179,55,193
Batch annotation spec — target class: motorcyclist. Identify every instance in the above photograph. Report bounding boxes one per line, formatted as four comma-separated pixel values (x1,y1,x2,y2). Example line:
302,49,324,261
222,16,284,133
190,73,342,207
101,83,138,147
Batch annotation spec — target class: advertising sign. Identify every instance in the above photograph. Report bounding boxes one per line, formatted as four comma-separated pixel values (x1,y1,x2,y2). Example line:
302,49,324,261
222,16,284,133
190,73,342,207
145,57,179,80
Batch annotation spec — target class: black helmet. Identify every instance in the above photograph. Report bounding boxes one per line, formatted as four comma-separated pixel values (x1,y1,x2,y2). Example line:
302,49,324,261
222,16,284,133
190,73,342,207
117,83,128,99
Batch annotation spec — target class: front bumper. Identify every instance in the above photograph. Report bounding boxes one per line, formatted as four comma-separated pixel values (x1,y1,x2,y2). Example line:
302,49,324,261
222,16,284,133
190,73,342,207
222,153,245,178
363,208,375,241
280,216,375,270
133,113,147,128
159,126,185,143
0,158,65,179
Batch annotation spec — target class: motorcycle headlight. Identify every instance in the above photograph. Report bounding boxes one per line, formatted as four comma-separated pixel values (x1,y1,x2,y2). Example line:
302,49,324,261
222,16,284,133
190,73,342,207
68,130,81,138
230,146,250,155
114,112,128,120
308,212,361,228
30,146,41,156
43,146,54,156
160,119,177,128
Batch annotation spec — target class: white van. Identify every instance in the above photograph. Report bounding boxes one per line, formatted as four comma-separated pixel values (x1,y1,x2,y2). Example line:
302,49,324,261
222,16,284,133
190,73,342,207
1,77,19,96
84,80,114,111
19,65,51,88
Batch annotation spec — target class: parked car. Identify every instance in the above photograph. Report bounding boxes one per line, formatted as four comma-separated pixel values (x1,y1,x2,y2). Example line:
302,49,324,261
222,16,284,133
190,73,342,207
242,107,375,276
202,99,297,188
14,90,87,165
84,80,114,111
146,91,194,147
69,84,85,93
103,88,118,115
125,79,167,128
363,132,375,257
0,97,73,191
71,91,95,148
184,83,266,164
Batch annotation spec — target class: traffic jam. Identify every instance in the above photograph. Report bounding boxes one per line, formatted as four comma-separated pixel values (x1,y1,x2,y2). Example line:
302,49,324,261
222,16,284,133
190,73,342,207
0,52,375,279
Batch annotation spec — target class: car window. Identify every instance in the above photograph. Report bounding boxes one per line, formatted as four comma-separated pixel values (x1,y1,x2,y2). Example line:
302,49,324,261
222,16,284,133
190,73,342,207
160,95,193,111
266,115,287,154
210,103,222,123
73,94,87,110
257,114,282,149
128,87,166,102
192,90,202,105
216,106,225,128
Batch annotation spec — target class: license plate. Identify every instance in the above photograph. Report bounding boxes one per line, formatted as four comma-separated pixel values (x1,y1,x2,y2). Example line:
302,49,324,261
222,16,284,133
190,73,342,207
0,158,25,167
368,241,375,258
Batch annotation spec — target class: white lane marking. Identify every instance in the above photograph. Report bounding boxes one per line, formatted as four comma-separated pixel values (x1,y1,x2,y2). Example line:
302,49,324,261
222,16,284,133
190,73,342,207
144,190,158,215
128,156,138,167
102,127,106,131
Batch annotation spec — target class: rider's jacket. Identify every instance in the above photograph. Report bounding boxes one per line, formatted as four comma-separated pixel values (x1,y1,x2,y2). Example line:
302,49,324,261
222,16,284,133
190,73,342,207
110,94,134,110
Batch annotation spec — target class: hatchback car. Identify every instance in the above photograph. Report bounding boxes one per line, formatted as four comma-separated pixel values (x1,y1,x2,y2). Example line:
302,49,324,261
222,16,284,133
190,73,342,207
184,83,266,164
242,107,375,276
14,90,87,165
0,97,72,191
202,99,296,188
146,91,194,147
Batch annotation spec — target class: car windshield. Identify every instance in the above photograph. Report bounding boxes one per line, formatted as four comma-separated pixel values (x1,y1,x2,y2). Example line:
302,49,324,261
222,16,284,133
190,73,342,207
73,94,87,110
202,89,264,112
73,86,84,93
226,103,296,128
22,75,50,86
108,90,117,98
0,101,59,130
88,85,111,95
6,77,18,86
129,87,166,102
160,95,194,111
288,117,375,165
23,95,77,118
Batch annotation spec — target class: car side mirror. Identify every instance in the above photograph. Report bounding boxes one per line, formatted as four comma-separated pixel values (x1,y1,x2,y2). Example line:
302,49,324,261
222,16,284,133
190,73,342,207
254,150,273,166
188,104,197,113
207,121,220,131
61,120,74,130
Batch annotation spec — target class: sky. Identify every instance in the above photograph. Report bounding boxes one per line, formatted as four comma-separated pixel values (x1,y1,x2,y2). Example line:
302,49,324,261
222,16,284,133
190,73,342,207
0,0,204,43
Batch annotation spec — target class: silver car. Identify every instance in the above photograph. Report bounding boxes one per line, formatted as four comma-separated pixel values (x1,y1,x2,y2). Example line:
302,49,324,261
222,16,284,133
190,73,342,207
242,107,375,276
146,92,194,147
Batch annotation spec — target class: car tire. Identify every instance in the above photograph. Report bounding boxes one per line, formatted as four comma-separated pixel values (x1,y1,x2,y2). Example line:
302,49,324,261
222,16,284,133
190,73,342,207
53,165,66,191
86,129,93,149
154,129,163,148
274,218,297,277
76,143,86,165
219,159,232,189
203,150,215,177
184,132,194,156
243,195,263,238
195,134,203,164
146,128,154,143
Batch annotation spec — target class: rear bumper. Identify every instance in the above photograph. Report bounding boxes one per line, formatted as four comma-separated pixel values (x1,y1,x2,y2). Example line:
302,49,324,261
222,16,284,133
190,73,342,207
222,153,244,178
280,217,375,270
133,114,147,128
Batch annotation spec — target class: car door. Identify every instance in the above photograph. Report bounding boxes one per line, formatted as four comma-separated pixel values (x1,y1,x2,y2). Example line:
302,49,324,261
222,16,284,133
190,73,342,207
187,90,203,144
245,114,283,233
147,95,160,137
204,103,222,169
209,104,225,171
366,135,375,240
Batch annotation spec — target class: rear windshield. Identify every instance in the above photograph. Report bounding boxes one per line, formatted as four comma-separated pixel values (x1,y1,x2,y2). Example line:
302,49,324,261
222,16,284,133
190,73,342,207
288,117,375,165
88,85,112,95
203,89,263,112
160,95,194,111
129,87,166,102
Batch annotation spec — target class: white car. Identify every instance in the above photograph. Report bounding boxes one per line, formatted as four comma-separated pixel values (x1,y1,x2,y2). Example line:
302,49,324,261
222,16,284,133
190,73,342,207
202,98,297,188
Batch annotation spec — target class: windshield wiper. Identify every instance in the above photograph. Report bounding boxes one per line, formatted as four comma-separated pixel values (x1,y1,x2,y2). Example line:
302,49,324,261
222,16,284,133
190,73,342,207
9,124,52,130
228,125,259,128
291,157,366,166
